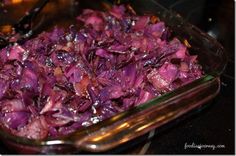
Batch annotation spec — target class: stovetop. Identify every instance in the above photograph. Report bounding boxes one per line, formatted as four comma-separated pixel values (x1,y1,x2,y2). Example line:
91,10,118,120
0,0,234,154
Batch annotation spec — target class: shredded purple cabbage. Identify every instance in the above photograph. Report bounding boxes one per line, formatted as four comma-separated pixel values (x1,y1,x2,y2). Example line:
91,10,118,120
0,5,203,140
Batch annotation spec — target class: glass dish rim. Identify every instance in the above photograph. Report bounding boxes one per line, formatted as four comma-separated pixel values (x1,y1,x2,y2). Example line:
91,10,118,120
0,74,218,144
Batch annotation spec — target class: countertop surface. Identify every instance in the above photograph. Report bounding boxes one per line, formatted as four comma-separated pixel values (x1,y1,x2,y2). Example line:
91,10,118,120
0,0,234,154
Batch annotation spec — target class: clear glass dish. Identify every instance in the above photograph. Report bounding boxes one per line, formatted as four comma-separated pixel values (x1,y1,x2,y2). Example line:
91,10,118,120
0,0,227,154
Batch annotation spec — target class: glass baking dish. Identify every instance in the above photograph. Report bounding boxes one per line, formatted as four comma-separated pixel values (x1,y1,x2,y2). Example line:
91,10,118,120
0,0,227,154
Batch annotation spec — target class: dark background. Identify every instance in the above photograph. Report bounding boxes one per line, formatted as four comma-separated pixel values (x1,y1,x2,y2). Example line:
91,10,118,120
0,0,234,154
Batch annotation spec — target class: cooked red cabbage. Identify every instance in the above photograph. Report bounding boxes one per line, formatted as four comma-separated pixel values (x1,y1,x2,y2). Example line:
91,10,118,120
0,5,203,140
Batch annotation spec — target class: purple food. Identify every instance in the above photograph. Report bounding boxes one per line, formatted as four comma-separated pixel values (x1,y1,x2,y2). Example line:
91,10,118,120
0,5,203,140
